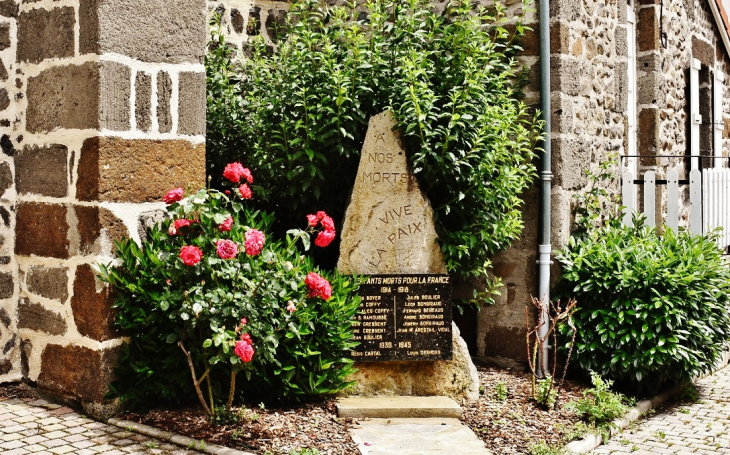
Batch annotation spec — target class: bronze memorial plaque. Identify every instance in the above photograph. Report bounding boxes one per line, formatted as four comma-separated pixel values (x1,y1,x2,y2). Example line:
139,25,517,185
349,274,452,361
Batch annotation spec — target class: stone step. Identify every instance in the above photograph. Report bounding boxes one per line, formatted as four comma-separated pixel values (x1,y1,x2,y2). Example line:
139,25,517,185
336,396,462,419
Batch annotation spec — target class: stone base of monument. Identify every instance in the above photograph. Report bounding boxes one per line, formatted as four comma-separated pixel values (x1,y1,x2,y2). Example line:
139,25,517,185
337,396,462,419
344,323,480,404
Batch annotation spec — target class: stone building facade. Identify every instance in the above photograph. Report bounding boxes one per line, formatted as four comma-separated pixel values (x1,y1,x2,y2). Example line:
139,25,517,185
481,0,730,366
0,0,729,409
0,0,207,413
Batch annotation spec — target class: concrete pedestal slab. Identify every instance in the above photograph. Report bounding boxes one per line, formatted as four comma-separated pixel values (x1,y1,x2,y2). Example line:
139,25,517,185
349,418,491,454
337,396,462,418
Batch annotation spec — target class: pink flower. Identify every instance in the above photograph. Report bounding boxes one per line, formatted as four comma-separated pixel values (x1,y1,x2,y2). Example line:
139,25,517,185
241,168,253,184
239,184,252,199
223,162,249,183
306,211,336,247
286,301,296,313
315,229,336,248
240,317,247,326
169,219,191,236
304,272,332,301
234,340,255,363
216,239,238,259
240,333,251,343
244,229,265,256
320,215,335,231
179,245,203,266
225,190,231,195
163,187,184,204
218,216,234,232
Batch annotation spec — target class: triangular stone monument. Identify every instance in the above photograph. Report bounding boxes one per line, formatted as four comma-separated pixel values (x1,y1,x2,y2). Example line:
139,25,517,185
338,111,479,403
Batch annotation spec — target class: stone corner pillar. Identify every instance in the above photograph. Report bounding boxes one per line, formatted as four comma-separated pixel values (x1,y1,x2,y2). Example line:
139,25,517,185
3,0,207,414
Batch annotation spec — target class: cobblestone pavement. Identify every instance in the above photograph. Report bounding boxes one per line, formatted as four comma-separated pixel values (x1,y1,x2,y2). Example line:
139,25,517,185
0,396,203,455
591,365,730,455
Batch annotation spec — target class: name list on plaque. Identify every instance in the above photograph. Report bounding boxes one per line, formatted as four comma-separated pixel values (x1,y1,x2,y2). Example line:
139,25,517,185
349,274,452,361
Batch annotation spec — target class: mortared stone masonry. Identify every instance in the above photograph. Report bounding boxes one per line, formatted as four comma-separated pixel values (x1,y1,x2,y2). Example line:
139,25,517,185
0,0,206,415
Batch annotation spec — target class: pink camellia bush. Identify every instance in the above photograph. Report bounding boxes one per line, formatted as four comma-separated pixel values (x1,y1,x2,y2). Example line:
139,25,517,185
163,187,184,204
244,229,265,256
100,162,363,416
169,219,192,236
305,272,332,301
215,239,238,259
223,162,253,184
234,339,255,363
179,245,203,266
218,216,233,232
307,211,336,248
238,183,252,199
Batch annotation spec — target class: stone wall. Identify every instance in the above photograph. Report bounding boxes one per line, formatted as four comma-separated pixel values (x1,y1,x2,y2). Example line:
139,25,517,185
0,0,207,411
477,0,730,366
207,0,293,52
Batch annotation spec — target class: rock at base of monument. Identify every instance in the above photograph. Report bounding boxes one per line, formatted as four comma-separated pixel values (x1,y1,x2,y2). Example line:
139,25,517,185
336,395,462,419
344,322,479,403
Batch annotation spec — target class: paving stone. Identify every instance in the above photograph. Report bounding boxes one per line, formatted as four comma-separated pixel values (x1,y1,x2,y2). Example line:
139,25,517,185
24,435,49,444
64,433,90,443
65,426,89,435
110,438,136,446
41,438,69,448
592,366,730,455
42,431,69,439
71,440,95,449
2,432,23,441
37,417,63,426
4,448,31,455
1,439,27,449
15,415,38,423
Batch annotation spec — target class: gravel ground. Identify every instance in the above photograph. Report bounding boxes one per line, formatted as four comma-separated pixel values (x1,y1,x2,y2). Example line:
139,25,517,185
461,365,589,454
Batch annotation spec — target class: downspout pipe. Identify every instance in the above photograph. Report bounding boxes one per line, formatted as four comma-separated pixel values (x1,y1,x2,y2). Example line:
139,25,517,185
536,0,552,378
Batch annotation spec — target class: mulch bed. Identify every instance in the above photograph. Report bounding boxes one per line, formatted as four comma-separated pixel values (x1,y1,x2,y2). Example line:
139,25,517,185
123,400,360,455
1,365,590,455
462,365,589,454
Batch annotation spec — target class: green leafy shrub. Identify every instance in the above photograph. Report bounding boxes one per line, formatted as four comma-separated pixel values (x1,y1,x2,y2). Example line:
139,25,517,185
100,165,362,412
207,0,541,298
534,376,557,409
526,441,562,455
565,372,633,427
494,381,508,401
556,219,730,394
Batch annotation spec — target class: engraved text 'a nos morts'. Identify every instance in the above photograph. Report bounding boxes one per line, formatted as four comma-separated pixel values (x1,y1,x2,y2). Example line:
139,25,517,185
338,111,452,362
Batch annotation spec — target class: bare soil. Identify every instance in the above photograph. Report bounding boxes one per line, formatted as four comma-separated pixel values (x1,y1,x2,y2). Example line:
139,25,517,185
462,365,589,454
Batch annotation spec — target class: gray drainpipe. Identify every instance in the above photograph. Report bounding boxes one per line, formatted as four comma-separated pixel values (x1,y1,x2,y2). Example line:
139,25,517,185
536,0,552,377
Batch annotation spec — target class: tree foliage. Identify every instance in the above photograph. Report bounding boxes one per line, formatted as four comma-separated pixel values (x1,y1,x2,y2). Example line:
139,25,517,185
206,0,541,299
